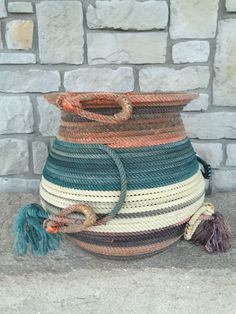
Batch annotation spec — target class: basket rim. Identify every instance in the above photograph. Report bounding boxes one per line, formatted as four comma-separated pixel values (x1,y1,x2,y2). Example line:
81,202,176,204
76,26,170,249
45,92,198,110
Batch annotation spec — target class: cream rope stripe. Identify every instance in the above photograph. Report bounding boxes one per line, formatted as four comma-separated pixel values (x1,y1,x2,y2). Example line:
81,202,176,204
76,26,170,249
40,175,204,208
39,180,205,215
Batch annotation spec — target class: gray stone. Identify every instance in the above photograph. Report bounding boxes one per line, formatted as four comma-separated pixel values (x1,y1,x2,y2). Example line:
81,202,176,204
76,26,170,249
0,139,29,175
32,141,48,174
139,66,210,92
0,179,39,193
226,144,236,166
37,1,84,64
0,70,60,93
170,0,219,39
87,32,167,64
0,1,7,18
184,93,209,111
212,170,236,192
172,41,210,64
6,20,33,50
213,20,236,107
192,142,223,168
0,53,36,64
226,0,236,11
87,0,168,30
8,2,33,13
0,96,33,134
64,67,134,92
37,96,61,136
182,112,236,139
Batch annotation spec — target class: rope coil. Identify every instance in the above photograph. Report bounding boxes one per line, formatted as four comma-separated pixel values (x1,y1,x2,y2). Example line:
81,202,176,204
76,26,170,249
14,92,230,257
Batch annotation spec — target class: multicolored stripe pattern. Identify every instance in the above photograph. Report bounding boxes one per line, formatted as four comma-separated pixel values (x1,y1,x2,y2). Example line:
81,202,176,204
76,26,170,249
39,93,206,258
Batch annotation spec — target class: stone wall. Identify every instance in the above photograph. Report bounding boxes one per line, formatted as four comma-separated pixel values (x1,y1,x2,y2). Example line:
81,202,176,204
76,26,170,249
0,0,236,192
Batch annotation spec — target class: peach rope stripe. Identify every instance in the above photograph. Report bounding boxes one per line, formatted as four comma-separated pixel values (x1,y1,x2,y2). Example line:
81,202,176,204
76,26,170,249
45,92,198,110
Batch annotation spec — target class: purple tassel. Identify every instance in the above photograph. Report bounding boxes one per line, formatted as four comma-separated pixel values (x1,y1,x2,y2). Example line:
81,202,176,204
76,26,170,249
191,212,230,253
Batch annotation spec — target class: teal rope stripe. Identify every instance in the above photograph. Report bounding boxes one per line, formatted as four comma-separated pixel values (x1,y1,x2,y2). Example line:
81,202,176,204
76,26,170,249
43,137,199,191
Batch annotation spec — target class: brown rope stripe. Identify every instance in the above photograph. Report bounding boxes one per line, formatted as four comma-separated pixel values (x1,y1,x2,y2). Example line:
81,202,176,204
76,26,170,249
69,224,185,247
67,236,181,257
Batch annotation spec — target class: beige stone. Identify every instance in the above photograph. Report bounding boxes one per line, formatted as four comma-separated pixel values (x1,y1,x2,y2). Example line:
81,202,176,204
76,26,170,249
6,20,33,50
184,94,209,111
139,66,210,92
170,0,219,39
87,32,167,64
64,67,134,92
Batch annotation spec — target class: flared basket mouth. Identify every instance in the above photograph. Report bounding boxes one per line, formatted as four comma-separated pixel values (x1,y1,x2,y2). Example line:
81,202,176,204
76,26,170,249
45,92,198,111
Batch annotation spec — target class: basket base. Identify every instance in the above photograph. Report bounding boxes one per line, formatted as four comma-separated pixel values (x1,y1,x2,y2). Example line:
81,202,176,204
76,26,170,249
65,235,181,260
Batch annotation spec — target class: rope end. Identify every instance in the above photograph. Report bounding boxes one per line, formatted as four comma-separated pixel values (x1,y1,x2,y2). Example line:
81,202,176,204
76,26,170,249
184,203,230,253
191,211,230,253
14,203,61,256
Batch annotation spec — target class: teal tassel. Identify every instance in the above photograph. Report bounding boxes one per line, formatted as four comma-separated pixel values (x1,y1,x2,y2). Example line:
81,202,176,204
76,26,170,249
14,203,61,256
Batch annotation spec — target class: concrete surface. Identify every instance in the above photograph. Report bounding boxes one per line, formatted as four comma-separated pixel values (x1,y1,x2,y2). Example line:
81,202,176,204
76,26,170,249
0,193,236,314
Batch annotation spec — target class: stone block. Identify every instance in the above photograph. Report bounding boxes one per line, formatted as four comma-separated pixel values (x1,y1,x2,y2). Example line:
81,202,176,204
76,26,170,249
0,70,60,93
226,144,236,166
192,142,223,168
0,139,29,175
170,0,219,39
139,66,210,92
64,67,134,92
0,178,39,193
6,20,33,50
212,170,236,192
87,32,167,64
0,53,36,64
87,0,168,30
37,97,61,136
184,94,209,111
182,112,236,139
226,0,236,11
32,141,48,174
0,23,2,49
8,2,33,13
172,41,210,64
0,96,33,134
37,1,84,64
213,20,236,107
0,1,7,18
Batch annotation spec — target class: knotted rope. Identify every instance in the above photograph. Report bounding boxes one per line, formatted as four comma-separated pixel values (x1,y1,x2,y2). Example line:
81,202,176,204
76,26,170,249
14,92,230,256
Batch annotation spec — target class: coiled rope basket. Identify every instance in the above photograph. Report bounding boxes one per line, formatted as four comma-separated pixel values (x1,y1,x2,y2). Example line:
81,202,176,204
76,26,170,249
15,92,230,258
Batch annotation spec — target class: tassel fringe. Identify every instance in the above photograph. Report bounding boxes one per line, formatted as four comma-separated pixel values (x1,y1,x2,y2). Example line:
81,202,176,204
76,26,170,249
14,203,61,256
191,212,230,253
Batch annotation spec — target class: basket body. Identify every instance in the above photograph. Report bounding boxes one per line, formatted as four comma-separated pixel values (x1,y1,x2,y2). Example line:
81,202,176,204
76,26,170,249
40,92,205,258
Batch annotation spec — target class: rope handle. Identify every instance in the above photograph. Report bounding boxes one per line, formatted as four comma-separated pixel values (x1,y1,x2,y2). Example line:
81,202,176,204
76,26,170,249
57,94,133,124
184,203,215,240
43,204,96,233
197,156,212,179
